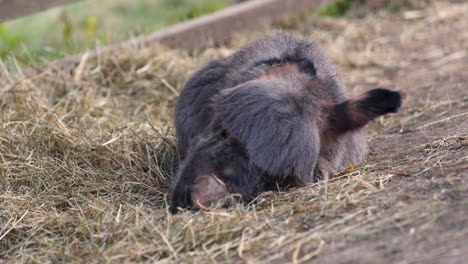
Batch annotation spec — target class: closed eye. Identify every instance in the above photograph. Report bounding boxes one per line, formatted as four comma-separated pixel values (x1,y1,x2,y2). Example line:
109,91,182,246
252,57,316,78
253,58,283,67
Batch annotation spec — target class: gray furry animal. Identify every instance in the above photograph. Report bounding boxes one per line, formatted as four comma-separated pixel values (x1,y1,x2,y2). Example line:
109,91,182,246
170,33,402,213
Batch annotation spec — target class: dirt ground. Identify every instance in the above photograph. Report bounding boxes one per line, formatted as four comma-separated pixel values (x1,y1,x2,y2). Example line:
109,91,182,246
0,0,467,263
293,1,468,263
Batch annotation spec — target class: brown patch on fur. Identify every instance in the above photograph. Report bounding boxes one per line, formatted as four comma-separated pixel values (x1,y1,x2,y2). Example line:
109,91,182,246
322,89,402,142
261,63,301,79
322,99,370,143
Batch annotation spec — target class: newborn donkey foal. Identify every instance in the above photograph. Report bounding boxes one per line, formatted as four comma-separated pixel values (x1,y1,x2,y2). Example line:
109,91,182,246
170,33,402,213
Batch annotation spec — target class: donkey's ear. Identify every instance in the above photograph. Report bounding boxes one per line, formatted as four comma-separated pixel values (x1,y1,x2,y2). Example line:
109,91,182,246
324,88,403,140
213,79,320,177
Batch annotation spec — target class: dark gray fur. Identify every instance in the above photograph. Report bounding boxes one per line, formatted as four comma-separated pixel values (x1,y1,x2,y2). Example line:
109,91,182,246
170,33,402,213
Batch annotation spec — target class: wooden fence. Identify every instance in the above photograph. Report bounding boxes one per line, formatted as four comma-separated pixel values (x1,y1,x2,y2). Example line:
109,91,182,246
0,0,82,22
128,0,336,51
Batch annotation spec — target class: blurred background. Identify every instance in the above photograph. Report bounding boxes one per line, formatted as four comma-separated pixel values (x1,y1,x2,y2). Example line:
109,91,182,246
0,0,244,66
0,0,433,67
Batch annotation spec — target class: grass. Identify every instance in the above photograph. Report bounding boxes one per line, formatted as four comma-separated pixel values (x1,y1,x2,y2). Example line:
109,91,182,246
0,0,232,66
315,0,436,17
317,0,357,17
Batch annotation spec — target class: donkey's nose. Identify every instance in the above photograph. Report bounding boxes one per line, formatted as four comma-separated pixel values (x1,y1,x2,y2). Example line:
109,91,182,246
192,174,228,208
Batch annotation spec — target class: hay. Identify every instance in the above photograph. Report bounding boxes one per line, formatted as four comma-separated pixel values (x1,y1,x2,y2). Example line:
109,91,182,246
1,0,467,263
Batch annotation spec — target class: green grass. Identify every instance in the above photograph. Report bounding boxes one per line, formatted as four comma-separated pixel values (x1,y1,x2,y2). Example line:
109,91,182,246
317,0,357,17
0,0,232,66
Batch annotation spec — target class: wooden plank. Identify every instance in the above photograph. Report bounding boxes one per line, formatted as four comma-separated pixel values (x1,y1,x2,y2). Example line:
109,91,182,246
139,0,336,50
0,0,82,22
53,0,336,70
